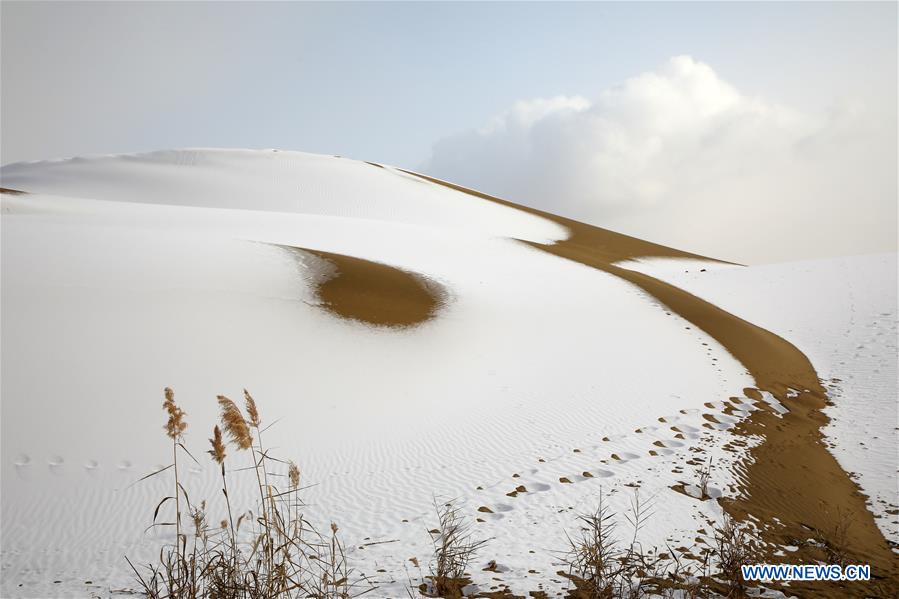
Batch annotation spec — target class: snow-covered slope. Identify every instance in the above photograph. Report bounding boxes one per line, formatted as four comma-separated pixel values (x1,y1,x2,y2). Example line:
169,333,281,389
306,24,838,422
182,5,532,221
0,149,567,242
1,149,894,597
619,254,899,545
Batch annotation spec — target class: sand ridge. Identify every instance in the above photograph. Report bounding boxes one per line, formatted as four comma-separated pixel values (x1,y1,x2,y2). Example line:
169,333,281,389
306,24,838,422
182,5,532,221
401,168,898,595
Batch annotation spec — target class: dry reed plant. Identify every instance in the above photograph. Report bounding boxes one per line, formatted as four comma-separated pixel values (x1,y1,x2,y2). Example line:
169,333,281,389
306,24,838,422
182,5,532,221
563,495,621,598
813,506,854,568
710,514,759,598
562,491,671,598
126,387,374,599
695,457,713,500
561,489,766,599
410,498,488,598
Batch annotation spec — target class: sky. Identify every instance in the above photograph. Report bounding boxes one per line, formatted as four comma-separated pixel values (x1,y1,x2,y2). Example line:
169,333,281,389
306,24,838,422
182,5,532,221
1,1,896,264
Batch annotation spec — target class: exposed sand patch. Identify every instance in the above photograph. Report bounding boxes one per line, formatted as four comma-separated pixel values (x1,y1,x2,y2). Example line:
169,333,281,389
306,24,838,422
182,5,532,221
402,169,897,594
281,245,446,328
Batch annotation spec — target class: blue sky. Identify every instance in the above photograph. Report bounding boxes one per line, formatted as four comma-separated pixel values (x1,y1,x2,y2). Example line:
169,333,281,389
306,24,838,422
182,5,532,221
2,2,895,262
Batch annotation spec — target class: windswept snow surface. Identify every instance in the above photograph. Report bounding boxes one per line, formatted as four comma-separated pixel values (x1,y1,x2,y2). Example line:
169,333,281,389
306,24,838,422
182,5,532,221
0,149,767,597
619,254,899,545
0,149,568,244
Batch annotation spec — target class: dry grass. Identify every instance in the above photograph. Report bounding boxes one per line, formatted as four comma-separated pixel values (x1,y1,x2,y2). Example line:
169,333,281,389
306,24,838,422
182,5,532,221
561,489,767,599
711,514,760,597
135,389,789,598
562,491,672,599
408,498,488,598
126,387,374,599
695,457,713,500
563,495,620,598
813,507,854,568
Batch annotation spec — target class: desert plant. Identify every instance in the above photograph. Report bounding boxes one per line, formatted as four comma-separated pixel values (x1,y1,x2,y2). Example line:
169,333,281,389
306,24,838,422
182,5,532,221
562,489,729,599
814,506,853,567
695,457,713,500
563,494,621,598
662,542,710,599
126,387,374,599
403,556,426,599
417,498,488,597
304,522,360,599
563,490,669,598
712,513,760,597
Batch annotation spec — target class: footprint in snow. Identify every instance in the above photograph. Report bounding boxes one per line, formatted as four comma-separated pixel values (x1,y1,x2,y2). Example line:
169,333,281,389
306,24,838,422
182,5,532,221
477,506,507,520
611,452,640,462
708,422,735,431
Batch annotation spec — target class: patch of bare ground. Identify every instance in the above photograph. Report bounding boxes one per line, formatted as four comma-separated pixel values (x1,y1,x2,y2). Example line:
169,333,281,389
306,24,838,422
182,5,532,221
281,245,447,328
401,169,898,596
0,187,26,194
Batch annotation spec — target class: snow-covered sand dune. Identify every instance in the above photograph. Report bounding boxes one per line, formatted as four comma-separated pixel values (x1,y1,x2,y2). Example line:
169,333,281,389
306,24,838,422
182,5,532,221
619,254,898,546
1,149,895,597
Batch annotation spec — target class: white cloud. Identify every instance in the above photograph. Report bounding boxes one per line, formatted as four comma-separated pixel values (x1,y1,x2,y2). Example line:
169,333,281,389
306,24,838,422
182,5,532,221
423,56,896,264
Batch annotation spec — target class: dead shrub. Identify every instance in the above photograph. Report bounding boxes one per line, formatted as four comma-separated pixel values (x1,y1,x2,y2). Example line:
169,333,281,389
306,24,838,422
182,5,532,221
814,506,854,567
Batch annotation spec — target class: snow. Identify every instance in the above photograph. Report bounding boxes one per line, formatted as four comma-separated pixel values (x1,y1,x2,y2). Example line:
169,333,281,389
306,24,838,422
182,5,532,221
1,149,889,597
0,148,568,244
617,254,899,545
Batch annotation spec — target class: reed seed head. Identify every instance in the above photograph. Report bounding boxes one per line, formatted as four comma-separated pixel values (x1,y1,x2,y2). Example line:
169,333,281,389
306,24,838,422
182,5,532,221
208,425,227,464
191,506,207,537
243,388,261,428
162,387,187,440
288,460,300,489
217,395,253,450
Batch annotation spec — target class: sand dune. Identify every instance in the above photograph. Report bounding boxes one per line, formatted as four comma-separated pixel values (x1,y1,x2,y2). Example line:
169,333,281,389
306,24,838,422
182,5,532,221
1,149,895,597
